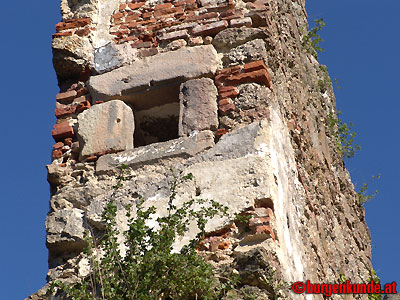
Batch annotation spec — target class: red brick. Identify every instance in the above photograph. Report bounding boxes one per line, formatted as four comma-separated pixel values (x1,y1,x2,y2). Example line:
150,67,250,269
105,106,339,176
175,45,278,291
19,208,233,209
53,142,64,150
137,19,157,26
225,69,271,88
56,18,91,31
185,12,218,22
142,11,153,19
52,122,74,141
76,100,91,113
56,90,77,104
64,138,73,147
219,103,236,115
219,86,239,99
217,128,227,136
126,13,141,22
155,3,173,10
85,155,98,162
140,48,159,57
243,60,268,73
118,36,139,44
220,9,235,18
113,12,124,20
218,241,230,250
52,149,63,159
147,23,166,32
132,41,152,48
55,105,76,118
159,29,188,42
128,2,145,9
153,7,183,18
218,98,231,106
52,31,73,38
75,27,91,37
254,225,275,240
221,12,244,21
174,0,196,6
74,94,91,104
127,22,139,29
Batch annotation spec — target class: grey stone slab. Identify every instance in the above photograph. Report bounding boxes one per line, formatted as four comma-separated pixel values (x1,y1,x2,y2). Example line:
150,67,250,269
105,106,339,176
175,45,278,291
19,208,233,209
194,120,271,162
46,208,86,255
179,78,218,137
77,100,134,160
94,42,123,74
87,45,220,105
96,130,215,173
212,27,268,51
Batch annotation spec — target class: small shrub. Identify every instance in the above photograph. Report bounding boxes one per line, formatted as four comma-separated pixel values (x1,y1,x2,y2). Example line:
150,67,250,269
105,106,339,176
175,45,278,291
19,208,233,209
302,18,326,59
368,269,382,300
358,175,380,205
48,167,231,300
328,111,361,158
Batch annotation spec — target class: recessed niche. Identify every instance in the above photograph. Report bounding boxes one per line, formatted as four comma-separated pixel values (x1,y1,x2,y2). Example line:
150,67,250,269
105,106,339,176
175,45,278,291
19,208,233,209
133,102,180,147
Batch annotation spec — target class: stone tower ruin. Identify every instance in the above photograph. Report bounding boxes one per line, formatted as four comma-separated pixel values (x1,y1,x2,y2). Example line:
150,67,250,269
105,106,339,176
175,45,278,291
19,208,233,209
28,0,374,298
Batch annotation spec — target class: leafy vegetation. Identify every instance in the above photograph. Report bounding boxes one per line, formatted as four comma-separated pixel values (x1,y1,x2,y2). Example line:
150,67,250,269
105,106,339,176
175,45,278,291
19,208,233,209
317,65,332,93
328,111,361,158
47,166,232,300
302,18,326,59
368,269,382,300
358,175,380,205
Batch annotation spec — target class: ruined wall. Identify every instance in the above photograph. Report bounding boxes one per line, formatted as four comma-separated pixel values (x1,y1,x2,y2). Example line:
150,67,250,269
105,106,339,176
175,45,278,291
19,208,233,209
29,0,372,298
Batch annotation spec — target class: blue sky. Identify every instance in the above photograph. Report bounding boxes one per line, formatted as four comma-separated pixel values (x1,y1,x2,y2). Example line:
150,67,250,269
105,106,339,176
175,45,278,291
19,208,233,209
0,1,398,299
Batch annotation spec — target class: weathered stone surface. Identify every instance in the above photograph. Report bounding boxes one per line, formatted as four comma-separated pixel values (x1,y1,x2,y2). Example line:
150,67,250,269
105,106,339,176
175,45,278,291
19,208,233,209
96,130,215,173
94,42,123,74
87,45,220,104
223,39,268,66
194,120,270,162
46,208,86,254
212,27,267,50
384,295,400,300
77,100,134,160
179,78,218,136
52,35,94,82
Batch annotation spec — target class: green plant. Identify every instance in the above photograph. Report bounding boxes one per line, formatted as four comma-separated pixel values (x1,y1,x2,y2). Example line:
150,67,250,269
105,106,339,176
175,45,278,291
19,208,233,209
48,167,231,300
339,273,346,284
302,18,326,59
328,111,361,158
317,65,331,93
368,269,382,300
358,175,380,205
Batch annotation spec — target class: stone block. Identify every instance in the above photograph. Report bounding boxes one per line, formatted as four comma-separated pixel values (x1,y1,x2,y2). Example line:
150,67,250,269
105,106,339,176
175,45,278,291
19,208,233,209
46,208,86,254
179,78,218,136
192,20,228,36
88,45,220,109
230,17,252,28
94,42,123,74
212,27,267,50
77,100,134,160
159,29,189,42
96,130,215,173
